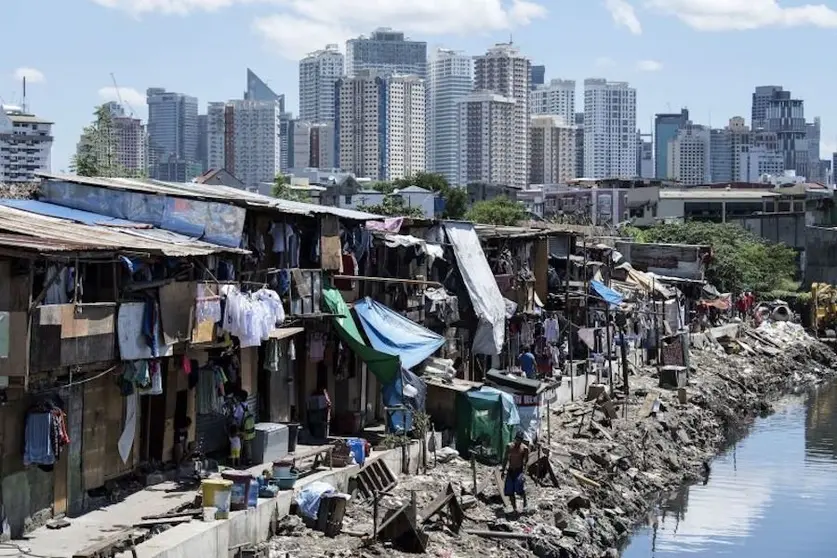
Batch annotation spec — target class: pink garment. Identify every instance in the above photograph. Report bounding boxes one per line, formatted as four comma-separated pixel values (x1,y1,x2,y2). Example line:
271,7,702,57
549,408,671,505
366,217,403,233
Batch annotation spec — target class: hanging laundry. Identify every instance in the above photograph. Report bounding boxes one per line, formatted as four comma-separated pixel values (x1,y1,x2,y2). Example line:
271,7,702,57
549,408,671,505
270,222,295,253
520,321,534,347
544,317,560,343
264,339,281,372
333,254,357,290
309,332,325,361
149,360,163,395
24,413,54,466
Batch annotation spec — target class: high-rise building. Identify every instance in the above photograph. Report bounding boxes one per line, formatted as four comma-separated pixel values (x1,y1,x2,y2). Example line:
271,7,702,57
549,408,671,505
104,102,147,175
196,113,208,171
205,100,282,188
637,132,653,178
583,79,637,179
666,122,710,185
530,79,575,124
654,109,689,179
530,65,545,90
764,89,808,178
288,120,336,170
427,48,472,185
709,116,751,184
457,91,516,187
346,28,427,78
335,71,426,181
244,68,284,107
473,43,531,188
738,146,784,182
529,115,577,184
0,104,52,183
280,112,293,172
807,117,823,182
146,87,199,180
574,112,584,178
751,85,783,130
299,45,344,122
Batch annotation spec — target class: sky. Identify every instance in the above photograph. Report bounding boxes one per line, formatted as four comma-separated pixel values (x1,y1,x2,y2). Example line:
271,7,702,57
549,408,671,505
5,0,837,172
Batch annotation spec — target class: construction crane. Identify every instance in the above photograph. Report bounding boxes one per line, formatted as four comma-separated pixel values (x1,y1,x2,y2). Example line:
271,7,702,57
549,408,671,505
110,72,136,117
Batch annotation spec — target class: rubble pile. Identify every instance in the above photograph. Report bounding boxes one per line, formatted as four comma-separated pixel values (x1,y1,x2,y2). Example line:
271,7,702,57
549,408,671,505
270,328,836,558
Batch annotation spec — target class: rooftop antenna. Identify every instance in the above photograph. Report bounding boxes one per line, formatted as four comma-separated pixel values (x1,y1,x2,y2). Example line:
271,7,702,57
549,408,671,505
22,76,27,113
509,33,513,44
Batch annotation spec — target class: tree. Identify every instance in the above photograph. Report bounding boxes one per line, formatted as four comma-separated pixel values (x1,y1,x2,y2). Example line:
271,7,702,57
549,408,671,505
621,221,797,294
465,196,527,226
391,172,468,219
359,194,425,219
71,105,142,178
271,174,310,202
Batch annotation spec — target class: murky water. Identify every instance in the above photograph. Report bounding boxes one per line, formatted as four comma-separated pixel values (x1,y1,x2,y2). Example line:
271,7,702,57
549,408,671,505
622,382,837,557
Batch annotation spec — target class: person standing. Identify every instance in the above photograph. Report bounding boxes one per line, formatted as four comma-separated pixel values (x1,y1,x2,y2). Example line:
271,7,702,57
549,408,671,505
228,424,241,468
501,431,530,512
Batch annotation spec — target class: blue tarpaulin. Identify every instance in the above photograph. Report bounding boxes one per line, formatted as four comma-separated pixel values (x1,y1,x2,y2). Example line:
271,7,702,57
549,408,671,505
590,280,623,307
0,200,144,227
353,297,445,369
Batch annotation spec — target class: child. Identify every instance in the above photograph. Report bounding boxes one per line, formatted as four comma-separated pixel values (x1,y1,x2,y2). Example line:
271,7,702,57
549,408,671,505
229,424,241,468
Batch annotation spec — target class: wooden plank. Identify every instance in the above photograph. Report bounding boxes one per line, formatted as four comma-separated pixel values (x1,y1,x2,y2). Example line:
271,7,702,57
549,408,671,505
72,529,136,558
82,375,107,491
0,312,29,376
60,304,116,339
54,447,68,516
493,469,512,510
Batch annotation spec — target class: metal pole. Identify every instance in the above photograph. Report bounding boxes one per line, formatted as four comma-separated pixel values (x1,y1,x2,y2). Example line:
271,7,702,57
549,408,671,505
606,309,614,391
564,235,574,401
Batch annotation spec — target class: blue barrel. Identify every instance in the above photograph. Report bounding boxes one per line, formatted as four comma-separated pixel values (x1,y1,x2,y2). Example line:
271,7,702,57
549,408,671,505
248,477,259,507
348,438,366,465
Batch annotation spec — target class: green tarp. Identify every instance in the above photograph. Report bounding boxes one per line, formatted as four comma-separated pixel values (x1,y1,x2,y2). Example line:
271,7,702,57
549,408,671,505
322,287,400,384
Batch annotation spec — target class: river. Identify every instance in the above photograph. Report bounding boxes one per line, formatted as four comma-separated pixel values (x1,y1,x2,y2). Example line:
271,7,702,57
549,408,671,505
621,381,837,557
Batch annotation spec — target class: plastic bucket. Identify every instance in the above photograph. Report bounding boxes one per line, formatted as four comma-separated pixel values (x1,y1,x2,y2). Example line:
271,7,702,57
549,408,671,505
201,479,233,519
221,471,252,511
273,459,294,478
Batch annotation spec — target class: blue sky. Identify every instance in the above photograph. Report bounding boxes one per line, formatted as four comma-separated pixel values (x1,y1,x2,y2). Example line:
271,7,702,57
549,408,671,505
5,0,837,172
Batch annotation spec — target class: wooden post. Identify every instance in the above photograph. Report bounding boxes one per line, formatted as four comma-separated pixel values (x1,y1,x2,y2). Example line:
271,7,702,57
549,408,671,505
606,310,614,392
372,490,379,540
564,234,574,401
620,325,630,399
471,456,477,495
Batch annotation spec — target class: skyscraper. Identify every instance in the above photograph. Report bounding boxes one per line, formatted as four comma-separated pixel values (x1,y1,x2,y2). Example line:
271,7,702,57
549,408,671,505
764,89,808,178
530,65,545,90
0,105,52,183
473,43,531,188
335,71,426,181
709,116,751,184
244,69,284,108
288,120,335,170
574,112,584,178
667,123,711,185
530,79,575,124
205,100,282,189
529,115,577,184
427,48,472,185
457,92,516,187
299,45,344,122
583,79,637,179
654,109,689,179
345,28,427,78
146,87,200,180
751,85,783,130
637,132,653,179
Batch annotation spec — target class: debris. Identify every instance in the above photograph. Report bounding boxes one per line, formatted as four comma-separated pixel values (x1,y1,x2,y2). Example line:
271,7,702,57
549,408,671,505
464,529,533,540
376,505,428,553
354,459,397,499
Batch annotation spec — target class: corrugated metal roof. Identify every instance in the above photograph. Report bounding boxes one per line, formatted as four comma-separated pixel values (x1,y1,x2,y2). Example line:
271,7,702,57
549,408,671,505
0,205,245,256
0,200,150,228
35,172,384,221
0,233,103,253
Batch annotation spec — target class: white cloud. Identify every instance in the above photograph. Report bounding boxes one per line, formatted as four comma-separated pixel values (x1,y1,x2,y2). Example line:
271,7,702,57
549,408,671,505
605,0,642,34
98,86,146,112
645,0,837,31
595,56,616,68
636,59,662,71
13,67,45,83
254,0,548,59
91,0,548,60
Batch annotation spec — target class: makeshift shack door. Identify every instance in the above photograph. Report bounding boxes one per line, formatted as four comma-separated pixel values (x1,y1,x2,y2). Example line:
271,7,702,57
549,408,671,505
82,371,137,491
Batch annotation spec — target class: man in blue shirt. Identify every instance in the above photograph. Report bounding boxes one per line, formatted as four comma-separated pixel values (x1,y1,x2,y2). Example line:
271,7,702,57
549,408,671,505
518,347,536,379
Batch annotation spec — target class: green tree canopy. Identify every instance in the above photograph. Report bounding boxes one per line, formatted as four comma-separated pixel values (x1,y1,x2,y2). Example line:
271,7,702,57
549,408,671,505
271,174,310,202
71,105,143,178
390,172,468,219
359,194,425,219
465,196,527,226
621,221,797,294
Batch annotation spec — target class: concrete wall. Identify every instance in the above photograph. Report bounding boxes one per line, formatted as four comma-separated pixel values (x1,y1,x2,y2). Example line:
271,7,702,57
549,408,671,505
615,241,706,280
730,213,806,250
804,226,837,286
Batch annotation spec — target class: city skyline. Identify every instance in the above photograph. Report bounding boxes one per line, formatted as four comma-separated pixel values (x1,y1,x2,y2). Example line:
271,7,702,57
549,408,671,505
5,0,837,173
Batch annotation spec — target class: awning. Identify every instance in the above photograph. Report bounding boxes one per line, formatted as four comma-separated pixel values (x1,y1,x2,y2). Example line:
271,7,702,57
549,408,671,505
269,327,305,340
322,287,400,384
590,280,623,307
353,297,445,370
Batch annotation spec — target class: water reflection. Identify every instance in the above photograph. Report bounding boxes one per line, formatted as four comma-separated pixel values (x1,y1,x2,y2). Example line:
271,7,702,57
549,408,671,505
622,383,837,557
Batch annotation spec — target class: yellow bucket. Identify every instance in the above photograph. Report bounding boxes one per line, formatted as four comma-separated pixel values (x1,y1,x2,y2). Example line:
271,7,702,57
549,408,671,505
201,479,233,519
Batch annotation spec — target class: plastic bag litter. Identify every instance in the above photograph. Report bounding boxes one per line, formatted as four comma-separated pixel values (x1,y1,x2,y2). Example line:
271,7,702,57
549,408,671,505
294,481,335,519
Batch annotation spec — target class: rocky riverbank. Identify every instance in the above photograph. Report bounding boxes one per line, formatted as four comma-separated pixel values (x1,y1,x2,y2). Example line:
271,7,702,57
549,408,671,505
268,322,837,558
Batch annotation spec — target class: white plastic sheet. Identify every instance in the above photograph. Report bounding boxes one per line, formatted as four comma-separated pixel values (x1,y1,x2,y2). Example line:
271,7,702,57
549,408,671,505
118,392,137,463
444,223,506,355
